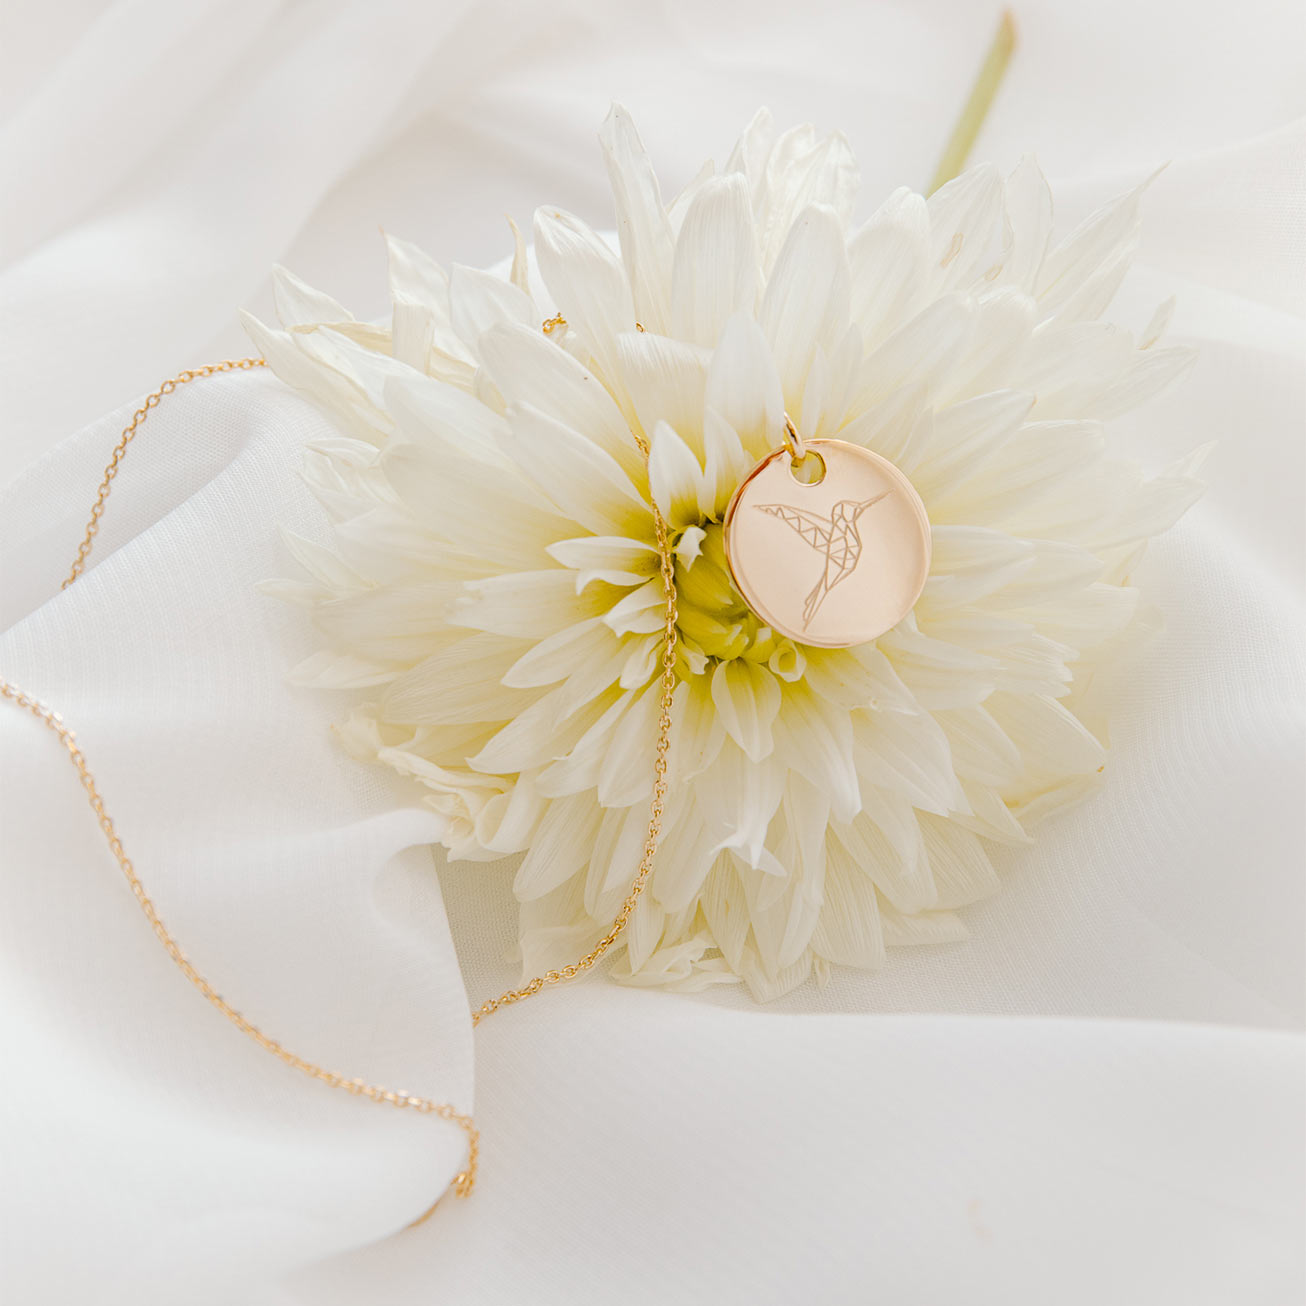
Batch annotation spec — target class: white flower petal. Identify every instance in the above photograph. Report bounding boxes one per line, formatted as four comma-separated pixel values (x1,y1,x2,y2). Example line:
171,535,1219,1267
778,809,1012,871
1009,583,1139,651
921,526,1035,608
647,420,704,528
242,312,377,440
288,649,399,689
934,706,1025,787
314,582,461,662
926,163,1005,291
502,617,617,689
878,902,969,947
382,633,534,726
514,793,603,900
380,439,567,570
271,264,353,328
697,744,786,873
698,856,751,971
955,780,1030,846
1002,155,1053,293
385,370,511,463
931,418,1104,525
919,814,1000,909
474,772,546,854
500,401,647,537
598,683,663,806
833,803,931,913
546,534,656,590
905,388,1034,491
704,313,786,457
723,107,773,197
835,379,930,467
852,706,965,817
451,570,604,637
535,687,633,796
507,215,532,297
671,173,760,348
1082,346,1197,423
448,264,537,349
390,297,434,373
477,322,647,485
387,233,453,323
985,691,1107,780
773,683,859,822
586,802,651,914
700,408,754,519
800,344,831,435
878,627,998,711
758,204,851,407
753,124,859,271
619,633,662,688
647,802,713,912
469,683,611,775
1036,170,1157,314
937,289,1037,403
667,159,716,234
1139,297,1176,350
604,578,667,636
674,525,707,565
616,330,709,453
848,187,928,346
800,644,914,712
813,838,886,969
710,658,781,762
739,949,814,1002
601,103,676,334
533,205,636,385
849,293,975,413
668,676,726,785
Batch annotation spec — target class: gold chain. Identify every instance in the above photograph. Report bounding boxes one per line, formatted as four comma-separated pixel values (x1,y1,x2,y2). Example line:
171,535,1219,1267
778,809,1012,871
472,476,677,1024
63,358,267,590
2,321,679,1209
0,675,480,1201
471,316,677,1022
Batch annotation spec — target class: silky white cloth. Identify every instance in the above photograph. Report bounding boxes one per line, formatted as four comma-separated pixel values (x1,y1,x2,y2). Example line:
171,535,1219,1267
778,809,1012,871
1,2,1303,1303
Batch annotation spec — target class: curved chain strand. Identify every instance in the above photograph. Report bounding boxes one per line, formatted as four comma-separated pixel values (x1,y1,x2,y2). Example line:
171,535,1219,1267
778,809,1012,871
23,361,482,1205
468,315,678,1025
471,492,678,1025
62,358,266,589
13,321,680,1213
0,677,480,1198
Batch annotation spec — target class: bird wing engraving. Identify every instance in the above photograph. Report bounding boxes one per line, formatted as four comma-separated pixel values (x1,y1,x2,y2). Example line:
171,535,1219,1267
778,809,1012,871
756,503,834,549
756,491,891,629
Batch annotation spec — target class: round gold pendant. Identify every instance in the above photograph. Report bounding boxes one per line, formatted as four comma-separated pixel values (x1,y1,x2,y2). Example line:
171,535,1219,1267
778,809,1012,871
722,439,931,649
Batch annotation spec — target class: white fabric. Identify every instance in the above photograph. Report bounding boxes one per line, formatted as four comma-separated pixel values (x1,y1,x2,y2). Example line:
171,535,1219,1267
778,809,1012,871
1,2,1303,1303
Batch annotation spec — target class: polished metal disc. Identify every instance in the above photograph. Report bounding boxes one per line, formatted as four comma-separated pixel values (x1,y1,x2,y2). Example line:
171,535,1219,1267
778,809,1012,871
722,439,931,649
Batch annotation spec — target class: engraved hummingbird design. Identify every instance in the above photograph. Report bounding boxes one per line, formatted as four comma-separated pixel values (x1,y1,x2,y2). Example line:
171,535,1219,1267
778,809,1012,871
757,491,892,628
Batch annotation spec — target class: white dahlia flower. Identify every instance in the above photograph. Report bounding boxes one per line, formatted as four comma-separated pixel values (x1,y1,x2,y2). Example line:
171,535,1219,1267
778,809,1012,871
247,107,1201,1000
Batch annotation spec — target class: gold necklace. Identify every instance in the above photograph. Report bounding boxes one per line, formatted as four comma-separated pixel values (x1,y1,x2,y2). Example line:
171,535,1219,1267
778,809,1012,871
0,346,679,1214
0,14,1021,1211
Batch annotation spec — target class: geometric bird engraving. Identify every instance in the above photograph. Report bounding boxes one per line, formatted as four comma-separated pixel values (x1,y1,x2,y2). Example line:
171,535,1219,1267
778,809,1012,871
757,492,891,628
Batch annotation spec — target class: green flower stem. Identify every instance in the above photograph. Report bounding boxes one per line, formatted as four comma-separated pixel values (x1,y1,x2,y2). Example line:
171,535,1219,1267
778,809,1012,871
928,9,1018,196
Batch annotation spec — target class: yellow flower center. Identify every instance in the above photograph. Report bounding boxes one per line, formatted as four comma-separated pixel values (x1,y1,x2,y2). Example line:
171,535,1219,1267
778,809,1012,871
672,523,804,679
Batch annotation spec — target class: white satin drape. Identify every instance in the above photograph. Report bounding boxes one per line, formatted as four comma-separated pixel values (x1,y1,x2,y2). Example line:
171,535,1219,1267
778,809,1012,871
2,2,1302,1303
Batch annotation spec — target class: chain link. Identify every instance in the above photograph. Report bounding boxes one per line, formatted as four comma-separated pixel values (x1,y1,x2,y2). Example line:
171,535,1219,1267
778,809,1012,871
472,487,678,1024
63,358,267,590
3,323,681,1211
0,675,481,1198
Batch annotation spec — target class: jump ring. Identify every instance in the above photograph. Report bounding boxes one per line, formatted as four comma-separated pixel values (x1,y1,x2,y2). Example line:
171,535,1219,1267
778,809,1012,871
782,413,807,464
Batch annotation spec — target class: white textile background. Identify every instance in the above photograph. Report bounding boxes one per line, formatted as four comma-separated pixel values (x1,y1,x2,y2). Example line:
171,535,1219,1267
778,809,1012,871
1,2,1303,1303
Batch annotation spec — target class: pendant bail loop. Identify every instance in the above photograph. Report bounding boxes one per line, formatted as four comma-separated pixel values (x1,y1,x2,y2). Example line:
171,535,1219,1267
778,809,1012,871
782,412,807,465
